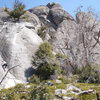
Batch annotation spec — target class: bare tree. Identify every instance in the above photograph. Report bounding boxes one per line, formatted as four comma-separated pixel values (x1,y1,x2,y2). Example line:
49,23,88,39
0,65,19,85
75,8,100,66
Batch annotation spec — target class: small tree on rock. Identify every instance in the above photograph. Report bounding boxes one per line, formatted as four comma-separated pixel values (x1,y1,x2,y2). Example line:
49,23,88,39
32,42,60,80
5,0,26,21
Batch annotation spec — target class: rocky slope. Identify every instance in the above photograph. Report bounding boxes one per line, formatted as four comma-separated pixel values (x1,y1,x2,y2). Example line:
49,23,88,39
0,2,100,88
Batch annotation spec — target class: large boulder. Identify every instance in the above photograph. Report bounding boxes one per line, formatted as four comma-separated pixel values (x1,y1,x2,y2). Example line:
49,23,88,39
21,11,41,26
47,2,62,9
48,3,74,25
29,5,49,19
0,22,42,88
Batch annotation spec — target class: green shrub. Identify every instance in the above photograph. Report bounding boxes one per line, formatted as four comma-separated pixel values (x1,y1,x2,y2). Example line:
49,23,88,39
72,66,81,75
31,84,53,100
37,26,47,40
5,0,26,21
36,42,54,59
36,61,58,80
32,42,54,67
32,42,60,80
14,83,25,91
78,93,97,100
56,83,66,89
58,76,67,84
0,83,30,100
78,65,100,83
29,74,40,84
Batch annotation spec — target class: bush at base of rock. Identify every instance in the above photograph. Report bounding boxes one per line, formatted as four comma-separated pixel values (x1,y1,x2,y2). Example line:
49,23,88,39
35,42,54,59
37,26,47,40
36,61,58,80
32,42,60,80
78,65,100,83
31,84,53,100
29,75,40,84
0,83,31,100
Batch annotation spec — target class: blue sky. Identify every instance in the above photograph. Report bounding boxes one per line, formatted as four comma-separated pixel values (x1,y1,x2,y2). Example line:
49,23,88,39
0,0,100,16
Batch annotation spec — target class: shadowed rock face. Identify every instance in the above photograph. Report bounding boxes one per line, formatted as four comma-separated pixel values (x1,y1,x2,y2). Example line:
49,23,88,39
0,3,100,88
48,3,74,25
29,3,74,27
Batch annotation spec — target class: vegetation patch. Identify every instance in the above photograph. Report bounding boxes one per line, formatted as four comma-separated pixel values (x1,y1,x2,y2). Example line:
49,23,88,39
56,53,67,59
37,26,47,40
32,42,60,80
5,0,26,21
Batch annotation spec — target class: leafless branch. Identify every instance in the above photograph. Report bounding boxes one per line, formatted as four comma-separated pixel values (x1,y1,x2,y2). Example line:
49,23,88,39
0,65,19,85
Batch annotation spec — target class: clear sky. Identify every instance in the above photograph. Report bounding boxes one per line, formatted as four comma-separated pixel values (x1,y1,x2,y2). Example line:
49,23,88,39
0,0,100,16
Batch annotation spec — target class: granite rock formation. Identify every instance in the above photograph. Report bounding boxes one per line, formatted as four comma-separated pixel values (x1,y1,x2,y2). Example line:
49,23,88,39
0,3,100,88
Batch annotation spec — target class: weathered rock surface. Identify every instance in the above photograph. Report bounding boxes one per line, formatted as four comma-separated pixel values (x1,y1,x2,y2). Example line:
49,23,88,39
49,8,100,68
55,84,96,99
49,3,74,25
21,11,40,26
29,5,49,20
0,22,42,88
0,8,9,23
0,2,100,88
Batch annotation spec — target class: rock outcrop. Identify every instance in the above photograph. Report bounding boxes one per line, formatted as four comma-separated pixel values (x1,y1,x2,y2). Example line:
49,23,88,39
48,3,74,25
0,2,100,88
0,8,9,23
0,22,42,88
